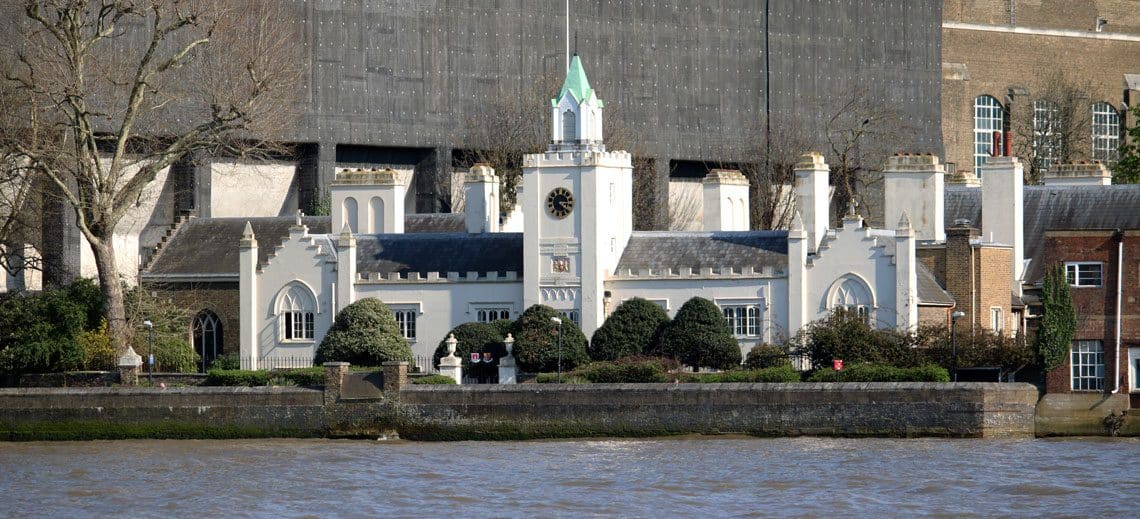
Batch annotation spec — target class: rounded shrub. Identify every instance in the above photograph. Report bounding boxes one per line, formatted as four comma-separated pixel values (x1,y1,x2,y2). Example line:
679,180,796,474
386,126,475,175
657,297,741,370
805,363,949,382
509,305,589,373
575,358,671,383
743,343,792,370
432,321,509,368
315,298,412,367
590,297,670,361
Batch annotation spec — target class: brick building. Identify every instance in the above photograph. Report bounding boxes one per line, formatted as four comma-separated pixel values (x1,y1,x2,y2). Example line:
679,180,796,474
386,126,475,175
941,0,1140,179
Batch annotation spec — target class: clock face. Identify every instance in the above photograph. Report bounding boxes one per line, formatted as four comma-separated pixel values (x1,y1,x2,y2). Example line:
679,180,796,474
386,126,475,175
545,187,575,219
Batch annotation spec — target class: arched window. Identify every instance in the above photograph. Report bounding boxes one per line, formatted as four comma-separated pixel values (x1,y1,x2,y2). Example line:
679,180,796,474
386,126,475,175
192,310,223,372
342,197,358,233
1092,102,1120,162
562,109,577,141
278,284,315,341
369,196,384,233
1033,100,1060,174
973,95,1005,175
828,276,873,322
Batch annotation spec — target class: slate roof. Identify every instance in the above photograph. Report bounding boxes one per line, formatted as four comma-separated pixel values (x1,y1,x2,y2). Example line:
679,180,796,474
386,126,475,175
946,185,1140,282
615,231,788,274
143,214,465,279
916,263,954,306
355,232,522,277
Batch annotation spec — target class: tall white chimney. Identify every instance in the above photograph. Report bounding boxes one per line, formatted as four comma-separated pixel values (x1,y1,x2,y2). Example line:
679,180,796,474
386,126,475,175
794,152,830,253
702,169,750,231
980,156,1024,293
464,164,501,233
883,154,945,241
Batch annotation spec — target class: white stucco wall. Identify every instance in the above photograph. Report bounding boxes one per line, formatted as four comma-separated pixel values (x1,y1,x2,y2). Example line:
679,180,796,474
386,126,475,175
80,160,174,285
799,217,903,329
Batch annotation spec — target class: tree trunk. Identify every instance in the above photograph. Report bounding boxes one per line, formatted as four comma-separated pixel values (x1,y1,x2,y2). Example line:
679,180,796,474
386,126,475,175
89,236,130,355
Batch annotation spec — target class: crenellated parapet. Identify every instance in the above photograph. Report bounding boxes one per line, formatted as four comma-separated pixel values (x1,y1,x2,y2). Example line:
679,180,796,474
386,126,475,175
356,270,521,284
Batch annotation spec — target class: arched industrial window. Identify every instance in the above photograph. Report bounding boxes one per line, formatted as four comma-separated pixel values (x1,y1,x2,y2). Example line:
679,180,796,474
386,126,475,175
973,95,1005,175
562,109,577,141
1092,102,1120,162
192,310,223,372
342,197,358,233
1033,100,1060,174
278,284,315,341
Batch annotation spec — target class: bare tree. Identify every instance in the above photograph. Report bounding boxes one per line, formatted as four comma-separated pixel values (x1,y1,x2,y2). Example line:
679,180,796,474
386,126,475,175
0,0,305,352
824,87,909,225
666,179,702,231
1011,71,1093,184
740,124,814,230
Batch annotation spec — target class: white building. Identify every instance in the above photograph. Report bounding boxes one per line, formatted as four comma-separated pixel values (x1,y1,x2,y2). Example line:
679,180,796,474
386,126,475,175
210,56,960,369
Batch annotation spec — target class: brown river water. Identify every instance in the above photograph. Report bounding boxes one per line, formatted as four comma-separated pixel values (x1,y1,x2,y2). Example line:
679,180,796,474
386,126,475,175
1,437,1136,517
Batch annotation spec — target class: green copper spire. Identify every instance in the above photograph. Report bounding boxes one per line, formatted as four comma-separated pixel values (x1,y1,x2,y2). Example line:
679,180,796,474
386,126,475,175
553,54,603,107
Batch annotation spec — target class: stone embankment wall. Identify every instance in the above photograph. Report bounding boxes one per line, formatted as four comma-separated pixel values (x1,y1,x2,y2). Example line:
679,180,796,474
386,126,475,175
0,387,324,440
0,363,1044,440
352,382,1039,440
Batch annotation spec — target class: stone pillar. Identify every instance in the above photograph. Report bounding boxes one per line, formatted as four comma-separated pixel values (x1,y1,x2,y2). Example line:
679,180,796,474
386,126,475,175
894,212,918,332
239,222,259,370
117,346,143,386
382,361,409,392
323,362,349,405
438,333,463,385
498,334,517,384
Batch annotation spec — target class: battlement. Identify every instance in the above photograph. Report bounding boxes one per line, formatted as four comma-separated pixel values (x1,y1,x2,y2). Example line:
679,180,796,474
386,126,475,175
356,270,521,284
610,265,783,280
332,168,401,185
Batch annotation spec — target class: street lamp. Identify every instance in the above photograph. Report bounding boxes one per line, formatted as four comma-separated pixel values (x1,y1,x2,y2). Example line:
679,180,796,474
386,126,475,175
950,311,965,382
143,320,154,386
550,316,563,383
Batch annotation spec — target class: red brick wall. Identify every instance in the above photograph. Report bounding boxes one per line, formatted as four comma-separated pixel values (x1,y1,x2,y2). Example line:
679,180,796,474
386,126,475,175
1040,230,1140,393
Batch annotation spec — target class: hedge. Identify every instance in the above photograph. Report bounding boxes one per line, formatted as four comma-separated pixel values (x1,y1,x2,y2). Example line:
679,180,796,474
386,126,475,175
686,365,801,383
805,363,950,382
411,374,458,385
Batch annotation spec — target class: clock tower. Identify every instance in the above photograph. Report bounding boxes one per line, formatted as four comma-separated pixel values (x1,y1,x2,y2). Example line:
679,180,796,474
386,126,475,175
521,54,633,337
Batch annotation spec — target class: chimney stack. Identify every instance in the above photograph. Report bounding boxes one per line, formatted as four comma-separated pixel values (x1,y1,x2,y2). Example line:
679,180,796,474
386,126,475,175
464,164,501,233
702,169,750,231
794,152,830,253
980,156,1024,294
883,153,946,242
1042,162,1112,186
331,168,405,234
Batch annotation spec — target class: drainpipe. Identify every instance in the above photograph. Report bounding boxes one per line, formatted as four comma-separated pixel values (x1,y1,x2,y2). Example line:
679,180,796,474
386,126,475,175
1112,229,1123,393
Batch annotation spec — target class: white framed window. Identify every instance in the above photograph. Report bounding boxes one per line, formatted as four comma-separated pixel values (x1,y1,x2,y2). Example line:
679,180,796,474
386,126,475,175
1065,262,1103,287
721,304,762,337
475,307,512,323
278,285,315,342
1033,100,1060,174
1092,102,1120,163
1071,340,1104,391
990,307,1004,333
393,309,417,341
974,95,1005,175
827,276,873,324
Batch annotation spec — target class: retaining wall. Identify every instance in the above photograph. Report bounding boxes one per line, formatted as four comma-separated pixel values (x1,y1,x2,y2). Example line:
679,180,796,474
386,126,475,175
0,387,324,440
330,382,1039,440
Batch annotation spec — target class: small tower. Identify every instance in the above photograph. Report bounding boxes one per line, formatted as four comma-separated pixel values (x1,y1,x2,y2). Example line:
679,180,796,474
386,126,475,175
550,54,604,151
239,222,259,370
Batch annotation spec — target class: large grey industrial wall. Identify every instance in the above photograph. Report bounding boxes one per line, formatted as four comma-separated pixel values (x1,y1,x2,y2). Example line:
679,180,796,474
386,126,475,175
287,0,943,213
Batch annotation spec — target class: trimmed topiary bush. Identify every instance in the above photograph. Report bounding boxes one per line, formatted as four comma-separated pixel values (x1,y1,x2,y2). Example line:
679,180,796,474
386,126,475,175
657,297,741,370
432,321,509,368
412,374,458,385
743,343,792,370
315,298,412,367
589,298,671,361
509,305,589,373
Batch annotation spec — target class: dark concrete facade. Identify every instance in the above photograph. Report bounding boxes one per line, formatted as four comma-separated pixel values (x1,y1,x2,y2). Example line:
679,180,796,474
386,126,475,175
287,0,943,211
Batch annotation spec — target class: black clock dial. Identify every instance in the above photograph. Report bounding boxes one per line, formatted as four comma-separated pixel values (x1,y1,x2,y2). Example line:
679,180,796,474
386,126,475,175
545,187,575,219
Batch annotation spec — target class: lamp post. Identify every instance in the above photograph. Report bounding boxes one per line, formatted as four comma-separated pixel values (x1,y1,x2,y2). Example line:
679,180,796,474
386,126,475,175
950,311,965,382
550,316,563,383
143,320,154,386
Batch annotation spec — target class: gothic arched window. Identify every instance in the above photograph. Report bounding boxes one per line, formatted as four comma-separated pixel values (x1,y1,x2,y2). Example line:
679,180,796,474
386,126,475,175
828,276,873,322
278,284,315,341
192,310,223,372
562,109,577,141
